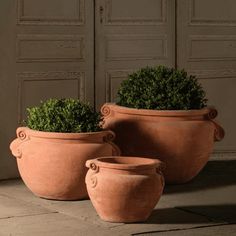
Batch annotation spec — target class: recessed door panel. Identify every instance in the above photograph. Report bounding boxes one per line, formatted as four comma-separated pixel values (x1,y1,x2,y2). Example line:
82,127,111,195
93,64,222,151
17,35,85,62
18,0,85,25
190,0,236,24
105,0,165,25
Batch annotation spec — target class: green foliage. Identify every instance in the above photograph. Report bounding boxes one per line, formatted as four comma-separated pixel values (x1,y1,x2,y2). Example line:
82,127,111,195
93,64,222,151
26,98,103,133
117,65,207,110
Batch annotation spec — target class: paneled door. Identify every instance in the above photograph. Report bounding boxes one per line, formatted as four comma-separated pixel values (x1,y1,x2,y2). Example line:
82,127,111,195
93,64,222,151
0,0,94,179
177,0,236,154
1,0,235,179
95,0,176,108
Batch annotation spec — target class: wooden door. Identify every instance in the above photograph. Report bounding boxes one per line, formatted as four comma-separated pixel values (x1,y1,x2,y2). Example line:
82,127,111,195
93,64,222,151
95,0,176,109
1,0,234,180
0,0,94,179
177,0,236,154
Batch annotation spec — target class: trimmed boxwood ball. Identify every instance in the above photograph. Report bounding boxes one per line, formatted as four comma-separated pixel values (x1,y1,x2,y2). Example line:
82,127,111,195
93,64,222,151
117,65,207,110
26,98,102,133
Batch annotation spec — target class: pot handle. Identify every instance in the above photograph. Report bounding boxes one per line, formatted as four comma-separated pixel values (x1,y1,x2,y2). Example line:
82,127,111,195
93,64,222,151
10,127,30,158
85,160,99,188
100,104,112,117
103,130,121,156
86,160,99,173
212,120,225,142
205,107,225,142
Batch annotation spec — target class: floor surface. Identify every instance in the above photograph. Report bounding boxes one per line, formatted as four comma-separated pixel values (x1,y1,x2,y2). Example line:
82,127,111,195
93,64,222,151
0,155,235,236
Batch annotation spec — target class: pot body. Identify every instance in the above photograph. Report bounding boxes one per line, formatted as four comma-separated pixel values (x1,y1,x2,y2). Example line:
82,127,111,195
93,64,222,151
10,127,120,200
101,104,225,184
85,157,164,223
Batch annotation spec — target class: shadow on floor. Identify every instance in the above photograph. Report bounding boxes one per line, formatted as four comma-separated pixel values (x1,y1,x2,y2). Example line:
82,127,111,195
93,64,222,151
144,204,236,224
176,204,236,223
164,160,236,194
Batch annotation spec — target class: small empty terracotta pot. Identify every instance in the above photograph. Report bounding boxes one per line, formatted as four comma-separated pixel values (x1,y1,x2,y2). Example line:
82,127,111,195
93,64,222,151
85,156,165,223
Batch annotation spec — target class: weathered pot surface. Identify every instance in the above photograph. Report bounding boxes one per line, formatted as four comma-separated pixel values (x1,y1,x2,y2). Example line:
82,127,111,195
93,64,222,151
85,156,165,223
10,127,120,200
101,103,225,184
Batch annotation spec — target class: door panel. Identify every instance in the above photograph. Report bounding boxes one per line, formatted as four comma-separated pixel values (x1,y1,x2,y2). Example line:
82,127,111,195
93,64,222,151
177,0,236,153
18,72,85,123
16,35,85,62
189,0,236,24
104,0,165,25
95,0,175,108
17,0,85,25
105,35,167,61
0,0,94,179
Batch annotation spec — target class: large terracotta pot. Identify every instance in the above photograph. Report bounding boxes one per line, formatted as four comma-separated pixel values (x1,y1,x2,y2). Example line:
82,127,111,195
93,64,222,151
101,103,225,184
85,157,164,223
10,127,120,200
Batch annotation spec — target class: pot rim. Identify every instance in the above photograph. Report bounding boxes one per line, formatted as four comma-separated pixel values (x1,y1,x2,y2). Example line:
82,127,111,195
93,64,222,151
18,127,113,140
102,103,217,118
93,156,163,170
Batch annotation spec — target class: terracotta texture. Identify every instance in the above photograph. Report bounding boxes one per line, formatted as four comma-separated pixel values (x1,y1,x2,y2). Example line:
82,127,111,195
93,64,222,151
85,156,164,223
10,127,120,200
101,103,225,184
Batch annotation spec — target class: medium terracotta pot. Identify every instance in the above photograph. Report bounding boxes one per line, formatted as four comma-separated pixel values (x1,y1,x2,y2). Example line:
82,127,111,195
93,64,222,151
101,103,225,184
85,156,164,223
10,127,120,200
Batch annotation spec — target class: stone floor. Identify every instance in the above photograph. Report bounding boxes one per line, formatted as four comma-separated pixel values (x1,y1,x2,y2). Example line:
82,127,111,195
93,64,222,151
0,156,235,236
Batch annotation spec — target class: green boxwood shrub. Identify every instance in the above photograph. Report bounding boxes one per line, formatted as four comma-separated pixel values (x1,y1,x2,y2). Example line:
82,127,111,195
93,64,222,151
117,65,207,110
26,98,102,133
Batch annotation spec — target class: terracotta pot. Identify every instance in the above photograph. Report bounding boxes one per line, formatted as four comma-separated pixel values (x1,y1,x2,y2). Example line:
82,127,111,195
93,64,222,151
85,156,164,223
101,103,225,184
10,127,120,200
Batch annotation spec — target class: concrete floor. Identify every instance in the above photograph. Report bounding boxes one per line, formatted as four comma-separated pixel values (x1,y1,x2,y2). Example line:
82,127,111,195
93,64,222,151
0,156,235,236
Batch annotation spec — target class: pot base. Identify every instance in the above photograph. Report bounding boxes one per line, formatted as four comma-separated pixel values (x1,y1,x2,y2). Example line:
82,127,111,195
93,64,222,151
86,157,164,223
99,214,150,223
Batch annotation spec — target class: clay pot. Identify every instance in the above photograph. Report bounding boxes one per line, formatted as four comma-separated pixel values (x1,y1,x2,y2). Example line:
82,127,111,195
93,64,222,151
101,103,225,184
10,127,120,200
85,156,164,223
